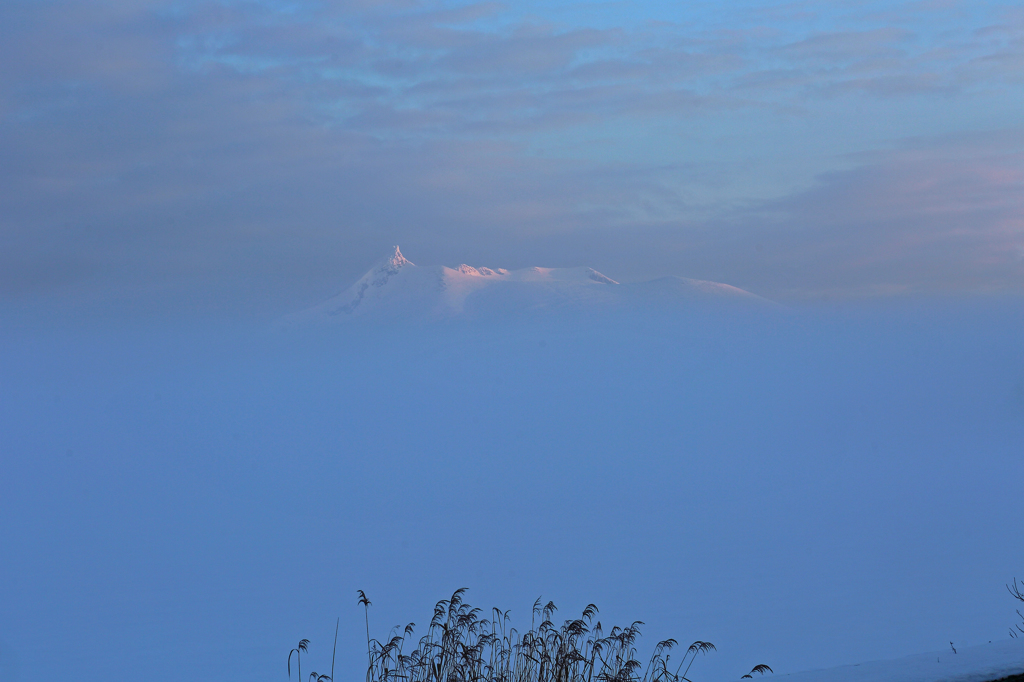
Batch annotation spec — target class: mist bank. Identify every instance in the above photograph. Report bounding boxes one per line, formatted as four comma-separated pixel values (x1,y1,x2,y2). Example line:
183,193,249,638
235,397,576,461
1,299,1022,682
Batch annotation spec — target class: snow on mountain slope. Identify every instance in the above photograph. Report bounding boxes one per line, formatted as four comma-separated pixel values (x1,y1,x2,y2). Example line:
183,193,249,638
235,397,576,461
288,246,774,323
622,275,770,301
749,640,1023,682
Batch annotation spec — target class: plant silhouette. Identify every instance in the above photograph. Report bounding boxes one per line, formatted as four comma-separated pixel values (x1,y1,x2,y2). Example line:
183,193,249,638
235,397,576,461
359,590,373,670
289,639,310,681
355,589,718,682
1008,578,1024,638
741,664,773,678
332,617,340,682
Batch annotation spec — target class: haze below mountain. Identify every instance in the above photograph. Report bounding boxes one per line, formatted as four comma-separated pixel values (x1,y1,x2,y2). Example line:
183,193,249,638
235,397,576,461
3,267,1023,682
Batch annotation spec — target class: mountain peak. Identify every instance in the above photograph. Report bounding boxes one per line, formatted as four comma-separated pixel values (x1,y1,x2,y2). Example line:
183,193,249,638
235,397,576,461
362,245,413,290
286,247,774,323
383,245,412,270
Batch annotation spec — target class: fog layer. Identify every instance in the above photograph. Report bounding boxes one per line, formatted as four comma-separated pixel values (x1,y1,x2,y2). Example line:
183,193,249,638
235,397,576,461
1,303,1022,682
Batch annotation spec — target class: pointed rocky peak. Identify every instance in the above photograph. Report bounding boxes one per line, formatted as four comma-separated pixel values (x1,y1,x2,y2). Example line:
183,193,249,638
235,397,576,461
372,245,412,275
382,245,412,270
363,245,414,289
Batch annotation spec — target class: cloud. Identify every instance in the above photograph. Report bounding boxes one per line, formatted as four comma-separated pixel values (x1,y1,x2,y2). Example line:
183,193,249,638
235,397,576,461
0,0,1023,315
726,133,1024,297
154,0,1024,133
777,28,913,64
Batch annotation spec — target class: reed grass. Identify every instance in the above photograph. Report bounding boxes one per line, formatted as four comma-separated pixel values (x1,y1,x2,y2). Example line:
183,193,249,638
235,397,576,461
741,665,773,678
289,639,310,681
289,589,771,681
357,589,719,682
1008,578,1024,638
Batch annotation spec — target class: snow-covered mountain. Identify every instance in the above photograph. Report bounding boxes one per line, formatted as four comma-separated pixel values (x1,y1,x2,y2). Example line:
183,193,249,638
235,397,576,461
289,246,774,322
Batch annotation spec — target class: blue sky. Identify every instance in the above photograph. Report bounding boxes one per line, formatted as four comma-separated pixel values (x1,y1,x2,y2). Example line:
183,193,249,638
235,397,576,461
1,0,1022,314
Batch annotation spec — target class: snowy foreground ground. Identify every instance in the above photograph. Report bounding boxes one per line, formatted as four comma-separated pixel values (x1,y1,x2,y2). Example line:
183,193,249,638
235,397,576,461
762,640,1023,682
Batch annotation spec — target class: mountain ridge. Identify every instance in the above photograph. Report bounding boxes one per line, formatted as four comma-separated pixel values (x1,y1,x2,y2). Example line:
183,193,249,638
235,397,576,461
287,246,775,323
